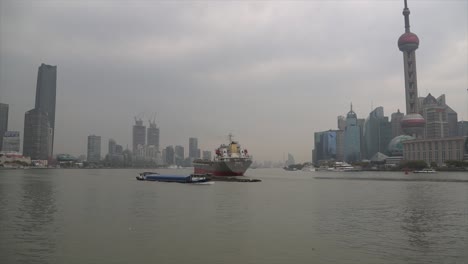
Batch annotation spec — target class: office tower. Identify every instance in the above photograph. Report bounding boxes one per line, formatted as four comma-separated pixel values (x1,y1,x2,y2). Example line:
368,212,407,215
398,0,425,137
87,135,101,162
458,121,468,136
23,109,50,160
2,131,20,152
314,130,339,163
189,137,198,159
337,115,346,130
391,110,404,138
147,120,160,151
419,94,450,138
202,150,211,161
364,107,392,158
165,145,175,165
35,63,57,155
175,145,184,166
108,138,116,155
132,118,146,152
344,104,361,163
0,103,8,151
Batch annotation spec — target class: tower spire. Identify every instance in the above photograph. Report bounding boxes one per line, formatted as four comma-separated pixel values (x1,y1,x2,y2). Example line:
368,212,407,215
403,0,411,33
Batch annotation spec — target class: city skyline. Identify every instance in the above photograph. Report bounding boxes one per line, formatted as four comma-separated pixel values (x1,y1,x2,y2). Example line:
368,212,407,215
1,1,467,162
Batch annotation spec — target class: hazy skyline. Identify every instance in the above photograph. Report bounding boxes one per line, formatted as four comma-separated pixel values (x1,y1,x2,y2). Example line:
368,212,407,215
1,0,467,162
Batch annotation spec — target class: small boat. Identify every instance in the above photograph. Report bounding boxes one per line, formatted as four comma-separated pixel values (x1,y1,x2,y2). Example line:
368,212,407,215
136,172,213,184
413,168,436,173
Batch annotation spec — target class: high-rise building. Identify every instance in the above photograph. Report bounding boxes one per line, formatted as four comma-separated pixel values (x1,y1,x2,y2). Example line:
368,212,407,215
132,118,146,153
391,110,404,138
23,109,51,160
344,104,361,163
458,121,468,136
2,131,20,152
175,145,184,166
35,63,57,156
189,137,198,159
0,103,8,151
337,115,346,130
202,150,212,161
87,135,101,162
108,138,116,155
398,1,426,137
364,107,392,158
165,145,175,165
313,130,339,164
418,94,458,139
147,120,160,151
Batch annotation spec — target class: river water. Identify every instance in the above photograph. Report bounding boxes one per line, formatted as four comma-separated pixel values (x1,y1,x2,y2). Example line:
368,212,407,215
0,168,467,264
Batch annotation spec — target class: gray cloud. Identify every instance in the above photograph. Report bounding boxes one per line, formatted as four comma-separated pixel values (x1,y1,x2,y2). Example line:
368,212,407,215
1,0,467,162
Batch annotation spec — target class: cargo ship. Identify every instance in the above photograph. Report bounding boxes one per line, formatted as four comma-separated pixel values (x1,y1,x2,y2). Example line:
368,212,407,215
193,135,252,176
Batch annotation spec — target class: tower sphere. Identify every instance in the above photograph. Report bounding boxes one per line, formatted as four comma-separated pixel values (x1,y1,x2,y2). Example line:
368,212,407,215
401,113,425,136
398,32,419,51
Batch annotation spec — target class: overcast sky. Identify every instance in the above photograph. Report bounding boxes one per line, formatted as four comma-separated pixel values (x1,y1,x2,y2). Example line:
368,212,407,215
1,0,467,162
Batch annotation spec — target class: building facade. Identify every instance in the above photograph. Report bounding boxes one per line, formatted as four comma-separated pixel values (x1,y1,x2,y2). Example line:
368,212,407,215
189,137,199,159
0,103,8,151
2,131,20,152
147,121,160,151
175,145,184,166
35,64,57,156
23,109,51,160
132,119,146,153
364,107,392,159
87,135,101,162
202,150,212,161
344,105,361,163
403,137,466,166
391,110,404,138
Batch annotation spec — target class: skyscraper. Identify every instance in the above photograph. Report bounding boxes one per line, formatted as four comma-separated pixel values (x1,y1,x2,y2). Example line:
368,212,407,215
23,108,51,160
175,145,184,166
344,104,361,163
22,64,57,159
147,120,160,151
35,63,57,155
132,118,146,153
364,107,392,158
391,110,404,138
165,145,175,165
87,135,101,162
0,103,8,151
108,138,116,155
189,137,198,159
398,0,425,137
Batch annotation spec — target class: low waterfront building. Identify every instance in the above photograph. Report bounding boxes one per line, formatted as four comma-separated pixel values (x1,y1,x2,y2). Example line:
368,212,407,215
403,137,466,166
2,131,20,152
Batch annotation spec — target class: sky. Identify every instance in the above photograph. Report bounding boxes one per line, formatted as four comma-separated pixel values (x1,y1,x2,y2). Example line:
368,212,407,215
0,0,467,163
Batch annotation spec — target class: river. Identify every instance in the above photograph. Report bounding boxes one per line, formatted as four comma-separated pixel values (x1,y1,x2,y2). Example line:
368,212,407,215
0,168,467,264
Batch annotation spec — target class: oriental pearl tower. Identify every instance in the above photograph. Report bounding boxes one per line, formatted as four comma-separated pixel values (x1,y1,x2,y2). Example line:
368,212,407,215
398,0,425,138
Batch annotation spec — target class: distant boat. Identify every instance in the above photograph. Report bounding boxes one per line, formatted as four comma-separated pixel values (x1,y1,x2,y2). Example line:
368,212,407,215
413,168,436,173
136,172,213,184
316,162,360,172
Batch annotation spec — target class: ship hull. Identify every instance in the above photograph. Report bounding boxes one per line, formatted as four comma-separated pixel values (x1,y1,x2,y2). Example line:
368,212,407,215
193,159,252,176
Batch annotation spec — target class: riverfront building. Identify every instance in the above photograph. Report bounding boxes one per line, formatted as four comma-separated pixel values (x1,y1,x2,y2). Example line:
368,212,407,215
0,103,8,151
132,118,146,153
189,137,199,159
175,145,184,166
344,105,361,163
364,107,392,159
391,110,404,138
35,64,57,156
87,135,101,162
147,120,160,151
23,109,51,160
403,137,466,166
2,131,20,152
